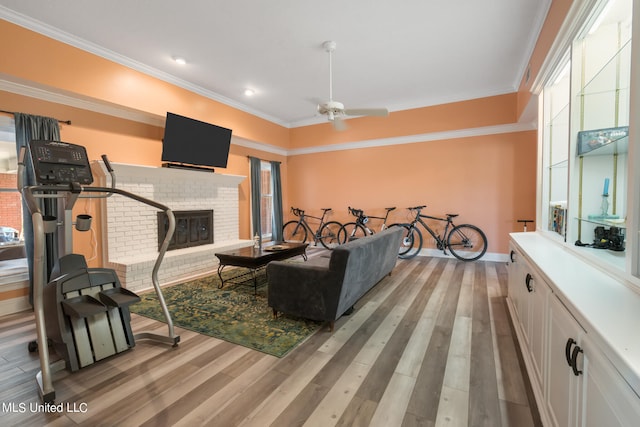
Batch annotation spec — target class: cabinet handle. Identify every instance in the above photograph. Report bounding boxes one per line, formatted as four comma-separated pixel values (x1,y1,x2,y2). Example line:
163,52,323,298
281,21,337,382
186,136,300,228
565,338,576,366
525,273,533,293
571,345,584,376
510,250,516,263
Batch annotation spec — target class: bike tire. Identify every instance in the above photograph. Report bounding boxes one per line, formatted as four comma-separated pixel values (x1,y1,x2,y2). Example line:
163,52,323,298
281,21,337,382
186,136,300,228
339,222,367,243
447,224,488,261
390,224,423,259
319,221,343,249
283,220,308,243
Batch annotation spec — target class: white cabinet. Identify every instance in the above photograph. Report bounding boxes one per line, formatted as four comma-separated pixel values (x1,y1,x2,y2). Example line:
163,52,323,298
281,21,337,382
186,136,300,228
508,234,640,427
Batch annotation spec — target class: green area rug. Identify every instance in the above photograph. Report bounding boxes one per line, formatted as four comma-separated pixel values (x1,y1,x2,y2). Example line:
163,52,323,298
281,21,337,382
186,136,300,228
130,271,322,357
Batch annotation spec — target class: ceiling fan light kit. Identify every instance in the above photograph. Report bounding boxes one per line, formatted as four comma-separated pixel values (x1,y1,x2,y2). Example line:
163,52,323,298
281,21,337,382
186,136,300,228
317,41,389,130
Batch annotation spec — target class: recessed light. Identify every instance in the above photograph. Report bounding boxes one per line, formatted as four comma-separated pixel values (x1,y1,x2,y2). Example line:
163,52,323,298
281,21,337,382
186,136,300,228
244,88,255,96
173,57,187,65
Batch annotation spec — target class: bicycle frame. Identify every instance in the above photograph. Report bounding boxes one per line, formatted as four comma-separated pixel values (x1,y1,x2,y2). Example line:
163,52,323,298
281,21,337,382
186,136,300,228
349,207,394,235
293,211,326,242
408,213,455,253
286,207,340,248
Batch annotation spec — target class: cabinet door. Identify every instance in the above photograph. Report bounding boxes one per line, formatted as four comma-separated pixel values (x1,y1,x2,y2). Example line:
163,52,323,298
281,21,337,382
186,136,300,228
580,335,640,427
508,246,530,342
547,295,585,427
528,272,549,387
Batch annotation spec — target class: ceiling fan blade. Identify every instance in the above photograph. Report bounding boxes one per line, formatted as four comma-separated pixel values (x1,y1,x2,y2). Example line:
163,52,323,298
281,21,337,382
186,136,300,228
332,117,348,131
343,108,389,117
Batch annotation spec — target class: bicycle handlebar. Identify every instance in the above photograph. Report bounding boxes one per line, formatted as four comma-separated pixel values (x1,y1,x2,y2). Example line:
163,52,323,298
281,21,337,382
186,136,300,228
291,207,304,217
348,206,364,217
408,205,427,211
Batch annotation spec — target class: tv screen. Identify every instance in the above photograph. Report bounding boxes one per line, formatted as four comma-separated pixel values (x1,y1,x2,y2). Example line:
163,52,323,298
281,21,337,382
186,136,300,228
161,112,232,169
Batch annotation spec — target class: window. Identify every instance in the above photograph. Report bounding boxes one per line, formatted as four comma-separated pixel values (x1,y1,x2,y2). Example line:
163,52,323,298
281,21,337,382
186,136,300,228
0,116,25,263
259,160,273,238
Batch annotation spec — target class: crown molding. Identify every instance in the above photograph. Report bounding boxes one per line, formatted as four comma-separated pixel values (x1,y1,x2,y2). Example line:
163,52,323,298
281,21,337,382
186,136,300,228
0,77,166,126
287,122,537,156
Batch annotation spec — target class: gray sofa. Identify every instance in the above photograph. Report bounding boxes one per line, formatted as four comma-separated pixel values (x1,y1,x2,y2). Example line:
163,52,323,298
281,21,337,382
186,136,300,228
266,227,404,331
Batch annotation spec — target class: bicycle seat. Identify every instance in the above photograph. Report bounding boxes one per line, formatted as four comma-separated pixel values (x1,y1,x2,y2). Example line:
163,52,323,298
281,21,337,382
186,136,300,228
386,207,396,211
409,205,426,210
446,214,459,218
321,208,332,212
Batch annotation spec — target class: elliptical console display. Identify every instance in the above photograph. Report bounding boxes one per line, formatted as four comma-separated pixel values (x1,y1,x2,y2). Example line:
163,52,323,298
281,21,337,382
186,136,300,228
29,140,93,185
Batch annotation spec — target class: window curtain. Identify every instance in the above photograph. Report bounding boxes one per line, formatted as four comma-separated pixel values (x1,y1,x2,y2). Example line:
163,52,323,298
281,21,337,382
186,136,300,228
271,161,283,242
249,156,262,243
14,113,61,305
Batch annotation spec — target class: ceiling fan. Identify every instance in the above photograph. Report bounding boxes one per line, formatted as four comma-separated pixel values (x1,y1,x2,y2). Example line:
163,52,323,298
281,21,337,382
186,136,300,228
317,41,389,130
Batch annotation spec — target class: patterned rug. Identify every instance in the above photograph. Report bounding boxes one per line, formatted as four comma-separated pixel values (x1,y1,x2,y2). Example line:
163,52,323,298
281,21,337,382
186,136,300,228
129,270,322,357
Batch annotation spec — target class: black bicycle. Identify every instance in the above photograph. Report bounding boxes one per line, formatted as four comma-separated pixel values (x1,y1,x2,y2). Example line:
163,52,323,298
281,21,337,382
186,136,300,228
392,205,487,261
338,206,396,243
282,207,343,249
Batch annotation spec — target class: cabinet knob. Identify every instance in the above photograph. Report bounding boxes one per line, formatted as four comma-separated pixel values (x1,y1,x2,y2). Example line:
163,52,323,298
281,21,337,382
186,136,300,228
510,250,516,263
565,338,576,366
571,345,584,376
525,273,533,293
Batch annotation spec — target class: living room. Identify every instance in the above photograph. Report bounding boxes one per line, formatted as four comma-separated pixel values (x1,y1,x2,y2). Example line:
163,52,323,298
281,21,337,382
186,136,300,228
2,0,639,425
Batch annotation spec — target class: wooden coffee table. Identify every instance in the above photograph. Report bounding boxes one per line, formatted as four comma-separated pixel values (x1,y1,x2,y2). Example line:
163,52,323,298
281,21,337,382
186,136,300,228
215,242,308,293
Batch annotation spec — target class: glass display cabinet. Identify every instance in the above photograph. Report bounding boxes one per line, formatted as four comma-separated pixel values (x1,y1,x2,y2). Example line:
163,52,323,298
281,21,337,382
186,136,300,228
540,0,636,277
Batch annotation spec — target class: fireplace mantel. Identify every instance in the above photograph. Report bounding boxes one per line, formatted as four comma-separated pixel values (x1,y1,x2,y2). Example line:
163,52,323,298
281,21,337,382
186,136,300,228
93,162,250,291
102,162,245,186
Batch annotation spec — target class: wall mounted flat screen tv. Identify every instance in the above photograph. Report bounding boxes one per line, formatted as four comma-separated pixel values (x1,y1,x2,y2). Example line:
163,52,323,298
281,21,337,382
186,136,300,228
161,112,232,169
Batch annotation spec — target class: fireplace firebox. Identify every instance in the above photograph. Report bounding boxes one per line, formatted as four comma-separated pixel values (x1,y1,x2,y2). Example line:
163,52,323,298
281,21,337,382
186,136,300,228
158,210,213,251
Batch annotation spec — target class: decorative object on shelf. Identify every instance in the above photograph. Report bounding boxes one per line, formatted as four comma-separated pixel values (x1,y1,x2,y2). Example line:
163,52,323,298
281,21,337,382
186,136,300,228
601,177,610,217
588,177,620,221
575,226,625,252
577,126,629,155
254,233,260,249
549,201,567,236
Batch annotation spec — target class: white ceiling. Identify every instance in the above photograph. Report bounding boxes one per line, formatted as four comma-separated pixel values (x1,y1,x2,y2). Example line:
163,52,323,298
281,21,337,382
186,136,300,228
0,0,551,128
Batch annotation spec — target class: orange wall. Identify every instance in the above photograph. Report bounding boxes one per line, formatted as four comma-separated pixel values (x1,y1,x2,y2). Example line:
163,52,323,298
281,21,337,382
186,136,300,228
286,131,537,254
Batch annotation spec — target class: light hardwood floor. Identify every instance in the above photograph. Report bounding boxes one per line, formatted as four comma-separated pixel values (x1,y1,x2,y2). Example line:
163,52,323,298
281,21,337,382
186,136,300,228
0,254,540,426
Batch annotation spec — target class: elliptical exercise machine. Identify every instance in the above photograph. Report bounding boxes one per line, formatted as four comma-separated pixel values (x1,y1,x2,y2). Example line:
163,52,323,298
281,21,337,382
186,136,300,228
19,140,180,404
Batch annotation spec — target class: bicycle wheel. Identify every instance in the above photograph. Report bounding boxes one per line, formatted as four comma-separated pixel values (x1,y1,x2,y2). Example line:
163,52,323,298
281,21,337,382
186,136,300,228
339,222,367,243
283,220,308,243
390,224,423,259
447,224,488,261
318,221,343,249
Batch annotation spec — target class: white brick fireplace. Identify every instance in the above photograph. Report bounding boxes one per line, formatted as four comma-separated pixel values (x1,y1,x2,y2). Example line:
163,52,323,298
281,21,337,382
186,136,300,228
93,163,250,292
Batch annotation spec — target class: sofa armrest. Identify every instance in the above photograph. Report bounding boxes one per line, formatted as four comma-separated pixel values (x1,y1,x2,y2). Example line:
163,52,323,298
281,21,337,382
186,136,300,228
266,260,342,322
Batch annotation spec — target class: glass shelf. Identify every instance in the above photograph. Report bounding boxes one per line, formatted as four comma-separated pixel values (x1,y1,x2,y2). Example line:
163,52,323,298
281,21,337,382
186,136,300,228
548,159,568,169
577,216,626,229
